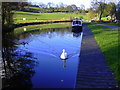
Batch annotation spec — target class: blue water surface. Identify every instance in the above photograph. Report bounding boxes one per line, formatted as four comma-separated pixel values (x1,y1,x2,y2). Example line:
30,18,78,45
2,25,83,88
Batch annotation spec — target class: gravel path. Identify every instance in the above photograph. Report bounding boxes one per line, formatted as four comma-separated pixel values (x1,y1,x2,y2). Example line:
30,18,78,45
75,24,117,88
94,24,120,30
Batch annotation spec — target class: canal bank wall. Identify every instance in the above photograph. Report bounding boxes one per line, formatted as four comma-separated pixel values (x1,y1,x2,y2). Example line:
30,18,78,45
13,20,72,28
2,20,72,33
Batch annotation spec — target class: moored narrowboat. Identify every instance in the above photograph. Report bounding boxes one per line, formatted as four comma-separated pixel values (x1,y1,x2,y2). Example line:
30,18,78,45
72,18,83,32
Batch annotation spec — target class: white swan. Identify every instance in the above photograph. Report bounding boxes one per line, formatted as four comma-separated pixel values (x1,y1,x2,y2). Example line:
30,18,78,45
60,49,67,60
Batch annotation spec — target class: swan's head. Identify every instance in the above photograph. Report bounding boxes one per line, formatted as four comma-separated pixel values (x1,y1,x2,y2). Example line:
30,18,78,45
62,49,65,52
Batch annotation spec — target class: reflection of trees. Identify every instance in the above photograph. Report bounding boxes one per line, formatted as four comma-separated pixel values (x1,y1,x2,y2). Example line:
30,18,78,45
17,27,72,40
2,32,37,89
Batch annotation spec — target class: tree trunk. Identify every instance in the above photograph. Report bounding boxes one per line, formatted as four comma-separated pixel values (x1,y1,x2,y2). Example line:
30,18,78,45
99,11,103,21
110,15,113,20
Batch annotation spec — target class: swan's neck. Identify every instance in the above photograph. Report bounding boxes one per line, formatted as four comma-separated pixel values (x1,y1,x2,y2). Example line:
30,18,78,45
62,49,65,53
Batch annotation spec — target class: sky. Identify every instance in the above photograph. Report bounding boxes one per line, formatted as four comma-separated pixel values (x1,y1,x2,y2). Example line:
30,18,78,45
27,0,92,9
27,0,119,9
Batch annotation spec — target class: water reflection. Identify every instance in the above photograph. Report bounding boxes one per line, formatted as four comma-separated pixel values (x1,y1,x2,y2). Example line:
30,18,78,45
2,25,83,88
2,32,37,89
62,59,67,68
73,32,82,37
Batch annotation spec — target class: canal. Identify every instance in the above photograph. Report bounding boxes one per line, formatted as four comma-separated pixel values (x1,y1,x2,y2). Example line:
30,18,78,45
1,23,83,88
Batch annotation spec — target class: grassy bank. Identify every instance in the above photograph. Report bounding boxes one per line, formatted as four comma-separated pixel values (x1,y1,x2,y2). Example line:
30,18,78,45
86,24,119,87
14,22,71,34
13,11,88,24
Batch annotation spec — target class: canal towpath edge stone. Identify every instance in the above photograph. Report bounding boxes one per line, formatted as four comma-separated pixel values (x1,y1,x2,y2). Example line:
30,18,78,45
75,24,117,88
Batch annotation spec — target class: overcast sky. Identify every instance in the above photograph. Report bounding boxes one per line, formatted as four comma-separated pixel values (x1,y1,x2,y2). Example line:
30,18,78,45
27,0,119,9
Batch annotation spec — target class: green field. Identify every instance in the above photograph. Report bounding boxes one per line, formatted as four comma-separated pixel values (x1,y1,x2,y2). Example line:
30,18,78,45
13,11,89,24
86,24,120,87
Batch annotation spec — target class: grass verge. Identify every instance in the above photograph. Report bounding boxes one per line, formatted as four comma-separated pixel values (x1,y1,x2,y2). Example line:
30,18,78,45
86,23,120,87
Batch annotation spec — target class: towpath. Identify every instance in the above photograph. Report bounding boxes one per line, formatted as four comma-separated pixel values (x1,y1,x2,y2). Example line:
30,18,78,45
75,24,117,88
93,23,120,30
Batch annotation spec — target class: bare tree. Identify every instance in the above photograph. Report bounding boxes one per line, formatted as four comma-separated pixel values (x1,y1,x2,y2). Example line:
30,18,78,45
58,2,66,8
107,2,116,20
55,4,59,11
39,3,47,8
47,2,54,8
98,1,106,21
88,8,97,19
116,1,120,21
80,4,85,10
91,0,106,21
66,5,73,12
71,4,78,10
57,2,67,12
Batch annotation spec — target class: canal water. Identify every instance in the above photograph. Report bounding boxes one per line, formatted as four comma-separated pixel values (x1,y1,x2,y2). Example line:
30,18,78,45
2,24,83,88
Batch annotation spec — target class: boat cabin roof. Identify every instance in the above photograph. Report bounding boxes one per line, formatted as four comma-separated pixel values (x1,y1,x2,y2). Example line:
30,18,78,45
72,19,82,25
73,18,82,21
